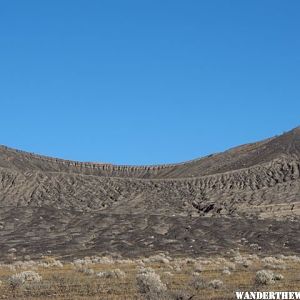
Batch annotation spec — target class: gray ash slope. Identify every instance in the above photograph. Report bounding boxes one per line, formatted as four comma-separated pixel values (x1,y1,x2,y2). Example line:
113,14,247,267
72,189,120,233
0,127,300,259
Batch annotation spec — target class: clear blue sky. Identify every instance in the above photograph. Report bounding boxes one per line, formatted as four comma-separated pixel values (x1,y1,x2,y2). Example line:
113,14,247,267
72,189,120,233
0,1,299,165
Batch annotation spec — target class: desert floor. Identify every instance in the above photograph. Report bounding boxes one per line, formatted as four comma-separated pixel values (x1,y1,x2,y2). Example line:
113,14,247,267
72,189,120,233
0,250,299,299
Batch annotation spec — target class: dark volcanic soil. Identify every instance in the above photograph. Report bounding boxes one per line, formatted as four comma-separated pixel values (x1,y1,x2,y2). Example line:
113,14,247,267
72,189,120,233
0,127,300,259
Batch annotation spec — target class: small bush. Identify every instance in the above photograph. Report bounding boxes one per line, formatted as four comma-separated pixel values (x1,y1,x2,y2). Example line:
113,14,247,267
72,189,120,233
40,257,63,268
273,273,284,281
168,290,193,300
136,268,167,299
255,270,274,285
144,254,170,264
76,266,95,275
262,256,286,270
208,279,223,289
193,262,203,273
190,274,207,290
97,269,125,279
224,261,236,270
164,271,173,277
9,271,42,289
222,268,231,275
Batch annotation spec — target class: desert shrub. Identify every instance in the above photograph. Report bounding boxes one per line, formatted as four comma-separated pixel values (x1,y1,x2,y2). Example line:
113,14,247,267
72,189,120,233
222,268,231,275
136,259,145,267
249,243,261,250
208,279,223,289
96,269,125,279
73,257,92,266
190,274,207,290
185,258,196,265
173,264,182,272
168,290,193,300
234,255,251,268
97,256,115,264
138,267,156,274
193,262,203,273
8,248,17,254
13,260,37,270
72,255,115,266
7,264,16,272
273,273,284,281
242,260,251,268
6,253,16,262
76,266,95,275
255,270,275,285
255,269,284,285
262,256,287,270
262,257,283,264
264,263,286,270
224,261,236,270
173,259,189,272
9,271,42,289
8,275,23,290
282,255,300,263
143,254,170,264
136,268,167,299
195,258,210,265
115,258,135,265
228,249,240,257
39,257,63,268
248,254,259,260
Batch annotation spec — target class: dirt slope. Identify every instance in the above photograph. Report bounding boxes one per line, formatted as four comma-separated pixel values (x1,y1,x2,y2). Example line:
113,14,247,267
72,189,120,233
0,127,300,259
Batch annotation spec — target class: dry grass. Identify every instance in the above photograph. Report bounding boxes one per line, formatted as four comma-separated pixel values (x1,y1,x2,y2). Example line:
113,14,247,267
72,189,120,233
0,253,299,299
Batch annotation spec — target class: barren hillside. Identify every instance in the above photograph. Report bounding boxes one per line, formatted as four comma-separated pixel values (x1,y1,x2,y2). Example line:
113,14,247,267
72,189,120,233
0,127,300,259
